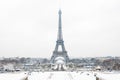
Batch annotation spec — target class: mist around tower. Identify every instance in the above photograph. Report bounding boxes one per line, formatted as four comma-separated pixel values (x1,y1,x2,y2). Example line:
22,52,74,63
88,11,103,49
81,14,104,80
0,0,120,80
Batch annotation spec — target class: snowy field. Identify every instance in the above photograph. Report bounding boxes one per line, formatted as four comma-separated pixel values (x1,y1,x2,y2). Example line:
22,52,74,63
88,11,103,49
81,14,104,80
0,71,120,80
0,72,28,80
28,71,96,80
96,71,120,80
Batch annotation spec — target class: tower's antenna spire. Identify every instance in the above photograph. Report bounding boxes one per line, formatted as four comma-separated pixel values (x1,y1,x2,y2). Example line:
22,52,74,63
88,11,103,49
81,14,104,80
57,9,63,40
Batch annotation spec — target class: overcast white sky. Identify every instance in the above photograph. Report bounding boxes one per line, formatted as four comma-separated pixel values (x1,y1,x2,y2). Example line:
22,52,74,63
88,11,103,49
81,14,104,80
0,0,120,58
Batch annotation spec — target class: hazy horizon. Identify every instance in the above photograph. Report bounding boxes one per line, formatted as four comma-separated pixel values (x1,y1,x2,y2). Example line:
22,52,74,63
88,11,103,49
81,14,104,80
0,55,119,59
0,0,120,58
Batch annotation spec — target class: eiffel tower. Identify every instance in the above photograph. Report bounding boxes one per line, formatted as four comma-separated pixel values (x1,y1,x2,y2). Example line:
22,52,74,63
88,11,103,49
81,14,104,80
50,9,69,64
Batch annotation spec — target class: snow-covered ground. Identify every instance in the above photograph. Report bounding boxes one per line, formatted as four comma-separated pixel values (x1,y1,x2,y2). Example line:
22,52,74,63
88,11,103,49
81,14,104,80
28,71,96,80
0,72,28,80
96,71,120,80
28,71,120,80
0,71,120,80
